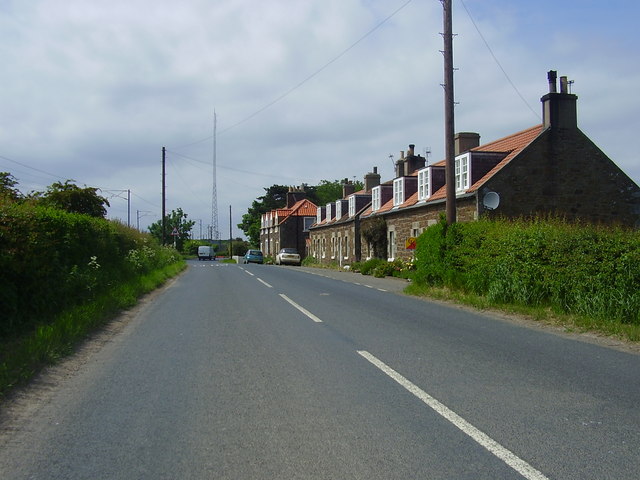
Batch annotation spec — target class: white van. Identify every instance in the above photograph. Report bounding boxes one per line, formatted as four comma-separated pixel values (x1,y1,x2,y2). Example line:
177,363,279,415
197,245,215,261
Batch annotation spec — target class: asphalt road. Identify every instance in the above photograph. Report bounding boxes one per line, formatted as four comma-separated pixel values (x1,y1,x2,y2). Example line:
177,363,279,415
1,261,639,479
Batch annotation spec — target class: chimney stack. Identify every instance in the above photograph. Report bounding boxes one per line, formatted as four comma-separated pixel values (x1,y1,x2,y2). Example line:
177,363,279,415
404,144,425,174
454,132,480,155
364,166,381,192
542,70,577,130
342,179,355,198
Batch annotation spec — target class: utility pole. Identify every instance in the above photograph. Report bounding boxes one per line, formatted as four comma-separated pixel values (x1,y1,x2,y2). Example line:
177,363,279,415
211,112,219,241
442,0,456,224
228,205,232,258
162,146,166,245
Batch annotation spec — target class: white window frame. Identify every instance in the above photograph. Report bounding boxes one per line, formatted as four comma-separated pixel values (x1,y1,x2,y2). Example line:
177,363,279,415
455,153,470,191
335,201,343,220
393,178,404,206
417,168,430,200
371,186,381,212
348,196,356,217
388,228,396,261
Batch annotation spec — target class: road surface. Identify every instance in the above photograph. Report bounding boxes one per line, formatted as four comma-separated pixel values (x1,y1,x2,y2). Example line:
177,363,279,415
1,261,639,479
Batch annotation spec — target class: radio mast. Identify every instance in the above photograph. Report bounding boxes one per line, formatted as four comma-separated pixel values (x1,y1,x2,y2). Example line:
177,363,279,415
211,111,219,241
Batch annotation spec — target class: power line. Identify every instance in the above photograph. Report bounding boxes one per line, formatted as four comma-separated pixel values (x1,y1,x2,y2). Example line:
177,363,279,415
459,0,540,121
171,0,414,150
0,153,69,181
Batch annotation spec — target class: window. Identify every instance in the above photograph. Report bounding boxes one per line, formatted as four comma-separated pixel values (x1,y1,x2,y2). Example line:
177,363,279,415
335,201,343,220
393,178,404,206
303,217,314,232
348,196,356,217
417,168,430,200
371,186,381,212
455,154,470,191
316,207,323,224
388,229,396,261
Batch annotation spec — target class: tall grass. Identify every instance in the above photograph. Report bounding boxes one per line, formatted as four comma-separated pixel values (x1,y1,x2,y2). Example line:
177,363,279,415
412,217,640,330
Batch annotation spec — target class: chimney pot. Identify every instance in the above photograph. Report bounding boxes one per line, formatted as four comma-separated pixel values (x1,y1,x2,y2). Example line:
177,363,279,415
548,70,557,93
408,144,415,156
560,76,568,94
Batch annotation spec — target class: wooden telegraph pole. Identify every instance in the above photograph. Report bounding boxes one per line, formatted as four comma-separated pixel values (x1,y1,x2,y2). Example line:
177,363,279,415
442,0,456,224
162,146,166,245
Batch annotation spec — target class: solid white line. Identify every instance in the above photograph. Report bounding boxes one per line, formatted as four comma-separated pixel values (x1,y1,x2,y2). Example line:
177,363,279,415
279,294,323,323
256,278,272,288
357,351,549,480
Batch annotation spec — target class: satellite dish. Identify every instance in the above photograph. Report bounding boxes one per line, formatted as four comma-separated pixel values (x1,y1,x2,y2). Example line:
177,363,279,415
482,191,500,210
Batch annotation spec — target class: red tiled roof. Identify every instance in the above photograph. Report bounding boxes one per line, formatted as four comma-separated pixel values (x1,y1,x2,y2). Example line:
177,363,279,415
289,198,317,216
468,124,543,192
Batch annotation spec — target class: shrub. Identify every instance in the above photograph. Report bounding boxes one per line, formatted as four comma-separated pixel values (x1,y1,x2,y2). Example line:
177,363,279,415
411,217,640,325
0,202,182,340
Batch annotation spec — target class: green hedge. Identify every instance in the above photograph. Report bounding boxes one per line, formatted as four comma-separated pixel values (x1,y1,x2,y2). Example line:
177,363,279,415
413,217,640,324
0,201,181,340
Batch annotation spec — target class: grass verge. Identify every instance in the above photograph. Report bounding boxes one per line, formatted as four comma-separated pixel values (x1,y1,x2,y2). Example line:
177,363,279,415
404,282,640,343
0,260,186,398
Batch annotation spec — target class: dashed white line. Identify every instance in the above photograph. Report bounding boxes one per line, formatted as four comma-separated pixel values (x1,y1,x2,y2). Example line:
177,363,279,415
256,278,272,288
357,351,549,480
279,294,323,323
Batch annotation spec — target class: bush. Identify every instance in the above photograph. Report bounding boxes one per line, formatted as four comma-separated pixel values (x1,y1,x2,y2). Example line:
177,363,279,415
302,256,319,266
0,202,182,340
412,217,640,325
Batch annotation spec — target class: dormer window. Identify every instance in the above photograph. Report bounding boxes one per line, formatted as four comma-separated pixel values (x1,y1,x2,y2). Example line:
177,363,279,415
417,168,430,200
325,203,333,221
393,178,404,206
455,153,470,191
335,201,343,220
371,186,381,212
348,196,355,217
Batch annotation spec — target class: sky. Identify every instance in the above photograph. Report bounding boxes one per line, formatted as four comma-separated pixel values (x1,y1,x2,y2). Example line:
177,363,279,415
1,0,639,238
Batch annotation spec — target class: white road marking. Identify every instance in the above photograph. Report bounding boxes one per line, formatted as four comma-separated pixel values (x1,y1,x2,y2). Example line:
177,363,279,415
357,351,549,480
244,270,255,276
256,278,272,288
279,294,323,323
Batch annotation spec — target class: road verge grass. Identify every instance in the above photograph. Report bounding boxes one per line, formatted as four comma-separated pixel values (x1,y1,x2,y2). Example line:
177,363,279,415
405,280,640,343
0,260,185,398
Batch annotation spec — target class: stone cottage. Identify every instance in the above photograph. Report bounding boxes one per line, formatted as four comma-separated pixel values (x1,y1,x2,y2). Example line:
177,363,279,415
310,70,640,264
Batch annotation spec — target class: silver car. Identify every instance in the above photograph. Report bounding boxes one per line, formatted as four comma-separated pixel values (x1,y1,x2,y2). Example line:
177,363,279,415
275,248,301,266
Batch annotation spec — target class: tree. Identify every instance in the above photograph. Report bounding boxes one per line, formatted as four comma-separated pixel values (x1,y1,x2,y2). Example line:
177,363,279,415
148,208,195,251
238,180,364,246
0,172,21,201
238,185,289,246
32,180,110,217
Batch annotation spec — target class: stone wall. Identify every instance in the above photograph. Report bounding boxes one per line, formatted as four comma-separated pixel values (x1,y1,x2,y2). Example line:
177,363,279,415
482,128,640,228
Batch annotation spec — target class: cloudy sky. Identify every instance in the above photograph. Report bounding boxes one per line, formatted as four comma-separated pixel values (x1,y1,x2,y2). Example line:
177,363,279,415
1,0,639,237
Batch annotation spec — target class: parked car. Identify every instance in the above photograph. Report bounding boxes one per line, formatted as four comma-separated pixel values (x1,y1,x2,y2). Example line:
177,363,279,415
275,248,301,266
243,249,264,264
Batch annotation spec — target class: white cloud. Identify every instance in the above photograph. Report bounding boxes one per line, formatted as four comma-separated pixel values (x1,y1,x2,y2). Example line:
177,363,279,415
1,0,639,234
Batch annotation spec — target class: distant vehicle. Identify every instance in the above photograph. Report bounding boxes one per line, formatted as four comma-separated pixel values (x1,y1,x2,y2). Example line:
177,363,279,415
275,248,301,266
243,249,264,264
197,245,215,261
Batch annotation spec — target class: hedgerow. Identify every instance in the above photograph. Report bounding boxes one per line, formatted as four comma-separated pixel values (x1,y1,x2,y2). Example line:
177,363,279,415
0,201,181,340
413,216,640,325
